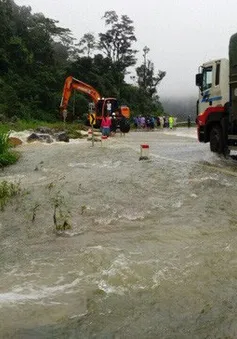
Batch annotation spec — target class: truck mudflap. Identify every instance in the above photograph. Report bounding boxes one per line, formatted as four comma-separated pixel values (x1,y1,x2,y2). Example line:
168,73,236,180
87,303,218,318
196,106,226,143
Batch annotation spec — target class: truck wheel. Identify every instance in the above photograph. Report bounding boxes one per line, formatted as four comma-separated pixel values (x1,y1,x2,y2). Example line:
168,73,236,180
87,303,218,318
210,125,223,153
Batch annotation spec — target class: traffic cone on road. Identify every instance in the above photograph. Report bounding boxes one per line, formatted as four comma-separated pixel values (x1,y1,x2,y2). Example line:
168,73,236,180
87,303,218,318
139,144,149,160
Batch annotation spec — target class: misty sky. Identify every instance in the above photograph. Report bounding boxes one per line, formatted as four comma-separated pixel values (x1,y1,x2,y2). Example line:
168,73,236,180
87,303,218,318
15,0,237,100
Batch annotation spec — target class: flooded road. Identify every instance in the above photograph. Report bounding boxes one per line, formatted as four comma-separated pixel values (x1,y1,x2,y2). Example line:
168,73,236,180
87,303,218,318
1,128,237,338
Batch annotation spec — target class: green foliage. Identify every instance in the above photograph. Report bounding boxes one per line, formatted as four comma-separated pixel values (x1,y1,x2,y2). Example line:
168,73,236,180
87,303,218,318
99,11,137,70
78,33,96,57
0,1,165,121
136,60,166,97
135,47,166,115
0,130,9,154
0,131,19,167
0,180,21,210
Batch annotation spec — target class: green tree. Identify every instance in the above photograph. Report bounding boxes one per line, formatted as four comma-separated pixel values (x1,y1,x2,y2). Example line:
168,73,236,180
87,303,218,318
98,11,137,73
78,33,96,57
135,47,166,115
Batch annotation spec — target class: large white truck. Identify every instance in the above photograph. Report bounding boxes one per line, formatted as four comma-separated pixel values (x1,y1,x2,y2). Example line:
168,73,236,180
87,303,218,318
196,33,237,155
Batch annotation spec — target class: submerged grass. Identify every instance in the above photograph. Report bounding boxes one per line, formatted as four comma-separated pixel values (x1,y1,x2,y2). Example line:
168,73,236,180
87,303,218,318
0,131,19,167
0,180,21,210
0,131,9,154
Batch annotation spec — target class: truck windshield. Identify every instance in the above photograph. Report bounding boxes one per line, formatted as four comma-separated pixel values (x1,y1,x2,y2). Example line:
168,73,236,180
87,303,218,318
202,66,213,91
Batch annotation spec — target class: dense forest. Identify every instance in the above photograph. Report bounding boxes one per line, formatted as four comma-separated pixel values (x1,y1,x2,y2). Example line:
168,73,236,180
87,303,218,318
0,0,167,122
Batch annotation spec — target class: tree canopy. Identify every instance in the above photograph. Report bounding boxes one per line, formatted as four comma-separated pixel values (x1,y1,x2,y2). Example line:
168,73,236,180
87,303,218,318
0,0,166,122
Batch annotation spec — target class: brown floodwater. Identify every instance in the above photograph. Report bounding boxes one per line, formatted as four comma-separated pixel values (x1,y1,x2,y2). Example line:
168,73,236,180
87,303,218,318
1,128,237,338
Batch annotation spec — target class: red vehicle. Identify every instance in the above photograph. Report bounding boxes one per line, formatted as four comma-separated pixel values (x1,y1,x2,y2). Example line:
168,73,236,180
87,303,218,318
196,32,237,155
60,76,130,131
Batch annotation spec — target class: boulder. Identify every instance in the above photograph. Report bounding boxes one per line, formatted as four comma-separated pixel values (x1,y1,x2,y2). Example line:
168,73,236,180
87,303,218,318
27,133,53,143
54,132,69,142
8,137,23,147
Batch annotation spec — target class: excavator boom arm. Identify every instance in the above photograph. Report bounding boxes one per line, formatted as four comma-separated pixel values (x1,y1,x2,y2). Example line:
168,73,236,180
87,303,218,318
60,76,101,111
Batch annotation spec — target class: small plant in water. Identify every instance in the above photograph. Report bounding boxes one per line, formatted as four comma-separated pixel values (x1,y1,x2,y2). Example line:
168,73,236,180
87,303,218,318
81,205,87,215
0,180,21,210
52,193,72,232
32,202,40,222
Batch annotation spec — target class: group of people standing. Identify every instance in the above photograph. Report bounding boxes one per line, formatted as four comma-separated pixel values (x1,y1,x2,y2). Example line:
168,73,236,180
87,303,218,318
133,115,175,130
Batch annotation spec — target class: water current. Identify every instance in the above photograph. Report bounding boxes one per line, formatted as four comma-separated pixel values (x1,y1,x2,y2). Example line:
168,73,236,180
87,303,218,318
1,128,237,338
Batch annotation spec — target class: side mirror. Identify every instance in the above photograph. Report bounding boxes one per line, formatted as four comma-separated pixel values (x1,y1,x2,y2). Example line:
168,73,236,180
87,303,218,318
195,73,203,88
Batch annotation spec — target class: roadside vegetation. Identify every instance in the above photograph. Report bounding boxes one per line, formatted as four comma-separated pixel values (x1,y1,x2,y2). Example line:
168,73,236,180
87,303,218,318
0,131,19,167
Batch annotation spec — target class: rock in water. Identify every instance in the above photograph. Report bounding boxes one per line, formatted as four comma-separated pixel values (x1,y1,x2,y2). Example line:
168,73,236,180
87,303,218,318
27,133,53,143
54,132,70,142
8,137,23,147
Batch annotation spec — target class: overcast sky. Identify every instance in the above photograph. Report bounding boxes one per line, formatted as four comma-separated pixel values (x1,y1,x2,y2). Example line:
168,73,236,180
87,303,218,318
15,0,237,100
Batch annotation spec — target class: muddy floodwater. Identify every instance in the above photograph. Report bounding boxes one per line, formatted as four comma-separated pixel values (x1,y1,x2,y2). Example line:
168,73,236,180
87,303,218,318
2,128,237,338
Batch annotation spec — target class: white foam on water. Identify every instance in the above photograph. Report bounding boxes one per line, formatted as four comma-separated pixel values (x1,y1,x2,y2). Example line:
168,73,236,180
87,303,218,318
188,176,218,183
172,200,183,208
68,138,87,144
9,130,87,145
0,278,81,305
101,254,130,278
9,130,32,143
94,216,116,225
69,311,88,319
93,160,122,169
163,128,197,139
118,210,146,221
87,245,104,250
98,280,126,295
68,162,89,168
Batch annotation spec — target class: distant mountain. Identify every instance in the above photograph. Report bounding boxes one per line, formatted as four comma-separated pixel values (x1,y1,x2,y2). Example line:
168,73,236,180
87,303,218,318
161,96,197,121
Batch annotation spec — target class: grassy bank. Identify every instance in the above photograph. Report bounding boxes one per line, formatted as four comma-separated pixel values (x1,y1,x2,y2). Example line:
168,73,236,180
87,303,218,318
0,131,19,167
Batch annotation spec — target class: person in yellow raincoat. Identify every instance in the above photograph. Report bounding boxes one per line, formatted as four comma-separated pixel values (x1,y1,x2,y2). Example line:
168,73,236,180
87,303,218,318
168,116,174,129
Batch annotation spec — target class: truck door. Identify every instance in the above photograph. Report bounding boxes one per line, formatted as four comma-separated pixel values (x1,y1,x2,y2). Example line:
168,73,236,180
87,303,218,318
198,63,214,114
197,60,229,116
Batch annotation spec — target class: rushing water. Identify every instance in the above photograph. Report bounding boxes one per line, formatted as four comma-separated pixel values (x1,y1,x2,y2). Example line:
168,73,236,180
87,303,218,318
1,128,237,338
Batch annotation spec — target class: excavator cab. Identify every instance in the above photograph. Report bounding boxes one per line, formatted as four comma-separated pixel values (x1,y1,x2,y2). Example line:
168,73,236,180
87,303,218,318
96,98,119,117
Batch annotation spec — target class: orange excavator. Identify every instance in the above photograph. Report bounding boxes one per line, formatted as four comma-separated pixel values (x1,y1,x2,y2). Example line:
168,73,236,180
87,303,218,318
60,76,130,131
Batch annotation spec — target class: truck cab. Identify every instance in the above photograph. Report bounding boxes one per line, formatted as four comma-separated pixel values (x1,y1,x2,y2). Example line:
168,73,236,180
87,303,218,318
195,59,230,153
196,58,229,116
195,33,237,155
